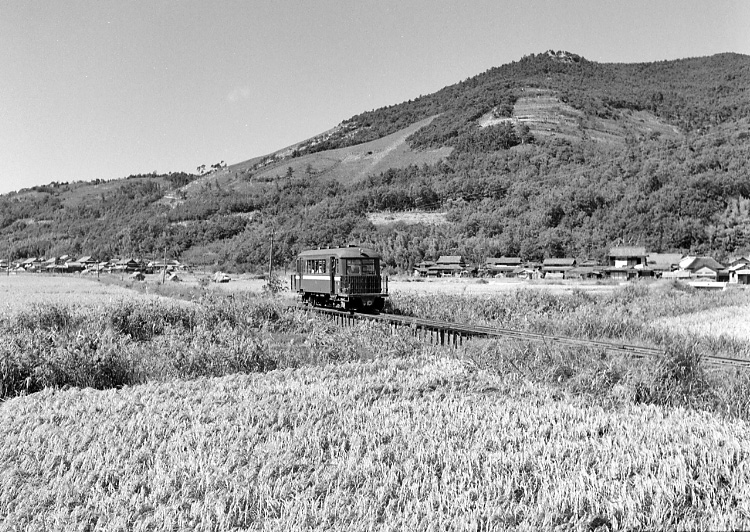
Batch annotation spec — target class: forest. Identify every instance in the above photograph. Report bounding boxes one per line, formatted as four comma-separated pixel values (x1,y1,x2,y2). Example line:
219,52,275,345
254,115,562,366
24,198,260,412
1,51,749,272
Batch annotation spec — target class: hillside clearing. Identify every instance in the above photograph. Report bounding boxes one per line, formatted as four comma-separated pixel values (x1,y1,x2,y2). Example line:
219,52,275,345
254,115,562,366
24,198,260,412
367,211,449,227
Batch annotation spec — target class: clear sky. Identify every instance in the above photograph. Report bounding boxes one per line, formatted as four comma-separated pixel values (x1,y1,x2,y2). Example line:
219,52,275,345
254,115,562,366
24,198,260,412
1,0,748,194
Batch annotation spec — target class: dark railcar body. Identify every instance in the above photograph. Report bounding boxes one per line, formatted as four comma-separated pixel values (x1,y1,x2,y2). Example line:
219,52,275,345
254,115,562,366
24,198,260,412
290,246,388,311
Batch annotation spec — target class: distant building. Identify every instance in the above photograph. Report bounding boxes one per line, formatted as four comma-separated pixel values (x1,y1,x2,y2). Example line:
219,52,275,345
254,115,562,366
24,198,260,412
646,253,683,275
726,256,750,284
428,256,466,277
608,247,647,268
413,260,435,277
542,258,576,278
566,265,603,280
484,257,522,277
678,256,725,281
113,258,140,272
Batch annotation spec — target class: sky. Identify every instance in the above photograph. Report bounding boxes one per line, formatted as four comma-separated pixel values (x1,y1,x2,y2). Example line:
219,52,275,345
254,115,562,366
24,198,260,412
1,0,749,195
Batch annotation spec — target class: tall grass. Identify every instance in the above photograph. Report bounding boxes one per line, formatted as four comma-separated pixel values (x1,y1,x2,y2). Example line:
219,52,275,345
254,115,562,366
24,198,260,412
0,294,436,400
3,283,750,421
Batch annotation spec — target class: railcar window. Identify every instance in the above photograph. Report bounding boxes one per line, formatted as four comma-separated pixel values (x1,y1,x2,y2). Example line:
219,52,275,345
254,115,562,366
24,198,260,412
346,259,376,275
306,259,327,274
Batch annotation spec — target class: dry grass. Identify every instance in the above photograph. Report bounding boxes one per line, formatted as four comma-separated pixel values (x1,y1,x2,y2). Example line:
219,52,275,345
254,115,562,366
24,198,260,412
0,274,163,313
2,356,749,530
652,303,750,342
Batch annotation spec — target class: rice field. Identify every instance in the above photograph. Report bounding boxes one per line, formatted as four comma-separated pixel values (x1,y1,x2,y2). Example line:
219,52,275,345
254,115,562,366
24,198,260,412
2,356,749,531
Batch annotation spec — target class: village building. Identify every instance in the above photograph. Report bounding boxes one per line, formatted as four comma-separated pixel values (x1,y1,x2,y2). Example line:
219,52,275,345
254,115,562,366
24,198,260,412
484,257,522,277
607,246,647,268
514,266,541,280
542,258,576,279
727,255,750,268
149,259,182,271
64,260,86,272
113,258,140,272
727,263,750,284
77,256,99,268
604,246,652,280
428,256,466,277
413,260,435,277
567,265,604,280
646,253,683,276
676,256,726,281
19,257,43,271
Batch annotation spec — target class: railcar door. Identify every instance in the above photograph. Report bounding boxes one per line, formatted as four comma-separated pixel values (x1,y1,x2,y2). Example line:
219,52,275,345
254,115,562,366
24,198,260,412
329,256,336,294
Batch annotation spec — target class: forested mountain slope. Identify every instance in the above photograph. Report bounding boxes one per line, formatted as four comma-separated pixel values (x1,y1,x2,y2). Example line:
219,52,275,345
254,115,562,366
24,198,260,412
1,51,749,271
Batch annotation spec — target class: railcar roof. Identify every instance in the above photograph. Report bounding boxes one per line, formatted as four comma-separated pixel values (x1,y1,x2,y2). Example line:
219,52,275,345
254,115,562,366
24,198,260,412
297,247,381,259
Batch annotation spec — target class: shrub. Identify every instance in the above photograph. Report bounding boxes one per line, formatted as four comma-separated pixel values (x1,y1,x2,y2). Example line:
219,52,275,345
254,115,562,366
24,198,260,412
108,301,165,341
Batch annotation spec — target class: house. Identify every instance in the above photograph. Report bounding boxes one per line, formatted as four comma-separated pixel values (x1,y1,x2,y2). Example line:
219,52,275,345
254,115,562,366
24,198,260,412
647,253,683,276
65,261,86,272
727,256,750,268
608,247,647,268
514,266,541,280
428,256,466,277
577,258,602,268
77,256,99,268
678,256,725,281
484,257,522,277
413,260,435,277
566,266,603,280
731,267,750,285
542,258,576,279
605,247,653,280
113,258,140,272
603,266,641,281
18,258,34,270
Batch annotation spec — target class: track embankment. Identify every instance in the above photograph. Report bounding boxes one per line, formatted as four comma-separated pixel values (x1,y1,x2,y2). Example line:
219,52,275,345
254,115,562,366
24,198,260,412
300,305,750,369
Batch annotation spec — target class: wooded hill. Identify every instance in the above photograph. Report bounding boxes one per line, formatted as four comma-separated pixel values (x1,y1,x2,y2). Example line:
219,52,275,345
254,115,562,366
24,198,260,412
2,51,749,272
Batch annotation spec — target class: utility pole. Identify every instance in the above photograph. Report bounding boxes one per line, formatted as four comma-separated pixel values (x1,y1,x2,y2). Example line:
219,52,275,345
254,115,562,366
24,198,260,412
162,244,167,284
268,228,275,282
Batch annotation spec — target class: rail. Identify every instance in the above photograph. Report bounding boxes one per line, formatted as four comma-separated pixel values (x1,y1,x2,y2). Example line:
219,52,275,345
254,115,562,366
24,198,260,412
296,305,750,369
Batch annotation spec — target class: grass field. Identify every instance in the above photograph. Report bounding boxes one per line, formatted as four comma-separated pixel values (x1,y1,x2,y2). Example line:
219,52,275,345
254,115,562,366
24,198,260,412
2,275,750,530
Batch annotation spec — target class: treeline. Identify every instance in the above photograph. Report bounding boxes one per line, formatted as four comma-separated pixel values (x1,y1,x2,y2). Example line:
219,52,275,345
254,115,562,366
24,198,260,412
2,128,749,272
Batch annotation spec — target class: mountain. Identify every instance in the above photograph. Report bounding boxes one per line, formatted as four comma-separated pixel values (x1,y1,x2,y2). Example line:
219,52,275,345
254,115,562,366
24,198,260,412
2,51,750,271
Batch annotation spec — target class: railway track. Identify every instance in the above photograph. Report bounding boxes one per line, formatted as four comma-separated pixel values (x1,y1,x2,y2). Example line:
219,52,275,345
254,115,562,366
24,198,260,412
298,305,750,369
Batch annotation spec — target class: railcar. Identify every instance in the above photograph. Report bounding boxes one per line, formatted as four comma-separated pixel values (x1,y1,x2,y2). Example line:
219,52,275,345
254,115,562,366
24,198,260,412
290,246,388,311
